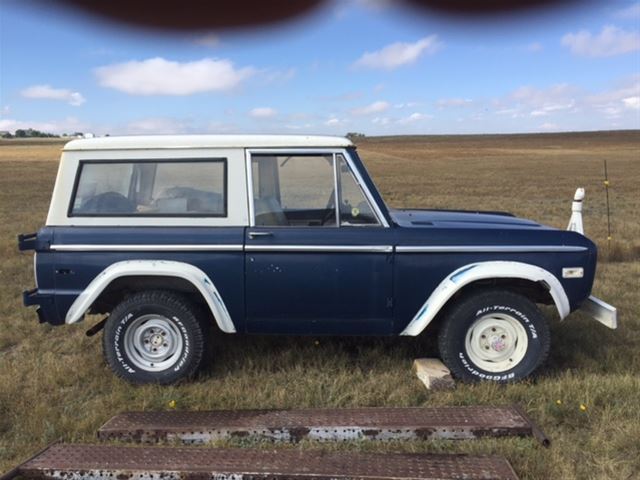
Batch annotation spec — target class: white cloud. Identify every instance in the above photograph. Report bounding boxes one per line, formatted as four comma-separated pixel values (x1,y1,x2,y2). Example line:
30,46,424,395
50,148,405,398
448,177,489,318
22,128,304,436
125,117,194,134
351,101,390,115
325,117,345,126
95,57,254,95
623,96,640,109
397,112,432,124
353,36,441,70
285,123,315,130
491,76,639,126
501,84,580,119
1,105,10,116
193,33,220,47
21,85,86,106
538,122,559,130
527,42,543,52
586,75,640,116
249,107,278,118
372,117,390,125
261,67,296,84
494,107,525,118
511,84,579,112
436,98,473,108
530,100,576,117
614,2,640,20
394,102,420,109
561,25,640,57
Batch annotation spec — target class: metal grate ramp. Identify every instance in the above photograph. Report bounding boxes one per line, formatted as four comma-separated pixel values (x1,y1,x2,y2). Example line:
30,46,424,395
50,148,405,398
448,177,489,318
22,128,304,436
6,443,520,480
98,405,548,445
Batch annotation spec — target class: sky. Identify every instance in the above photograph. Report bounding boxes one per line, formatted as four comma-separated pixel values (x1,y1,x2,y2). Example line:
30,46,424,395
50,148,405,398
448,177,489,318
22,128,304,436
0,0,639,136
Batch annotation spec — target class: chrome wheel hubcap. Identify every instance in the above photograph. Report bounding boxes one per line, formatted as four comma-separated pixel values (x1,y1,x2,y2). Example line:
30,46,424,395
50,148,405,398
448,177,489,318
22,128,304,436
124,315,183,372
464,313,528,373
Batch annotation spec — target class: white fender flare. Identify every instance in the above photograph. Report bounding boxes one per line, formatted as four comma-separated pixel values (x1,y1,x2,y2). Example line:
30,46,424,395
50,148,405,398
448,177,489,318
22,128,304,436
400,261,570,336
65,260,236,333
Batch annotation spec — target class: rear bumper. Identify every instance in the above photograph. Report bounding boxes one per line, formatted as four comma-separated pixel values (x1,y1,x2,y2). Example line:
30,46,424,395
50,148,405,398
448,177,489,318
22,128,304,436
579,295,617,329
23,288,58,324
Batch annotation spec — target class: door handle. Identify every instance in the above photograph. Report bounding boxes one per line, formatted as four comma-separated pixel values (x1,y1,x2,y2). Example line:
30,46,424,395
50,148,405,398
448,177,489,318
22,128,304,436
248,231,273,239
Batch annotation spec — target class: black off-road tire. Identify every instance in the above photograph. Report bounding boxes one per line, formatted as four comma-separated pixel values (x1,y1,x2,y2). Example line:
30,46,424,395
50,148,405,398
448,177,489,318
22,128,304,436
102,290,208,385
438,289,550,383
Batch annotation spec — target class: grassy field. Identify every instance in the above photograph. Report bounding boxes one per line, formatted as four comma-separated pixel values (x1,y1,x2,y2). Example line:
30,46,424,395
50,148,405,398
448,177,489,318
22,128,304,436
1,132,639,479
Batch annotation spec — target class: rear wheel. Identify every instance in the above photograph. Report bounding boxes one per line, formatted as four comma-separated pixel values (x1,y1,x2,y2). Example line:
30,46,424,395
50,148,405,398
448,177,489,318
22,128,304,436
103,290,207,385
438,290,550,383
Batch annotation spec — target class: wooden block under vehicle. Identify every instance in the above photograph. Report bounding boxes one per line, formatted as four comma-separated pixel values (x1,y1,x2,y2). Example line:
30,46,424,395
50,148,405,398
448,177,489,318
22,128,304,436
413,358,456,390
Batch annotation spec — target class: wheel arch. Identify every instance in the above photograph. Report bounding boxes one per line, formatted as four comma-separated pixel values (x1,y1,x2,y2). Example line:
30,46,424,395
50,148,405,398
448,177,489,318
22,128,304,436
65,260,236,333
400,261,569,337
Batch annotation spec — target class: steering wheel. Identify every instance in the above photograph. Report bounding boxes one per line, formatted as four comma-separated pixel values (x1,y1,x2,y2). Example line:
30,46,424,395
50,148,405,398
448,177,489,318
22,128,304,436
79,191,136,214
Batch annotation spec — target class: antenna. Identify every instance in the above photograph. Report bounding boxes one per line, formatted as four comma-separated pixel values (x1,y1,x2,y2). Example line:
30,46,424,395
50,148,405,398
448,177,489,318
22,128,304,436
603,160,612,253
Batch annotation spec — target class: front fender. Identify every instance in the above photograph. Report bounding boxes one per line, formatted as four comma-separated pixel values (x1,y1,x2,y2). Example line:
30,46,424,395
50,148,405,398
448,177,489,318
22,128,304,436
65,260,236,333
400,261,570,336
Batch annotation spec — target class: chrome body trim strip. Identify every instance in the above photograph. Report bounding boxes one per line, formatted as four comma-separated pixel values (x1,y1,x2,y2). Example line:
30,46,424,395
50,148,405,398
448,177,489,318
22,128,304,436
245,245,394,253
332,152,341,227
49,244,244,252
245,148,256,227
50,244,586,254
396,245,588,253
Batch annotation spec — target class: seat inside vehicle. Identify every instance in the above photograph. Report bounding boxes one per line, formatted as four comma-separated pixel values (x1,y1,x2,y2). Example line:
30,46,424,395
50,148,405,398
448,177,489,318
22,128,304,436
254,196,288,226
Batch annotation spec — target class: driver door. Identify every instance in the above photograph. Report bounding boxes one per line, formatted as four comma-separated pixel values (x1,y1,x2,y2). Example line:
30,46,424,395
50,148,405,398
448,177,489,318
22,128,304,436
244,150,394,335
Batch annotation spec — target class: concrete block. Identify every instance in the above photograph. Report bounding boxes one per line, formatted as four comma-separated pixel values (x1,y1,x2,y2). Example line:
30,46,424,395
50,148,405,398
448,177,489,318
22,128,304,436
413,358,455,391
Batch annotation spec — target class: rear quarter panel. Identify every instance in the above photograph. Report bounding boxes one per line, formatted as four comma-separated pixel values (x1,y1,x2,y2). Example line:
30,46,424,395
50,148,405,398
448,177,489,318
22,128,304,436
47,226,246,329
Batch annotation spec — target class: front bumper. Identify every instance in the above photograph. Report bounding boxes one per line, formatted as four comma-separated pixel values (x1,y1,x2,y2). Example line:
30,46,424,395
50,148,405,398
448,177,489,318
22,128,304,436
23,288,58,324
579,295,617,329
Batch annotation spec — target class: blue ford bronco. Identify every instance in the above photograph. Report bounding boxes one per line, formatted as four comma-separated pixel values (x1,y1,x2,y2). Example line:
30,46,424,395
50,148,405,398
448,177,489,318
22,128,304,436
19,135,617,384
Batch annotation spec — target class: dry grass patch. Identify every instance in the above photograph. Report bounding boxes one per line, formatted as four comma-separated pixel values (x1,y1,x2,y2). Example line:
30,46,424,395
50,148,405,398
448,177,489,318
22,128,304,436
1,133,639,479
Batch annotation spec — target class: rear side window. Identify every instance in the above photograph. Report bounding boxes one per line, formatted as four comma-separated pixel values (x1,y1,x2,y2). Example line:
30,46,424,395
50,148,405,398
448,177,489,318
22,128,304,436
70,159,227,216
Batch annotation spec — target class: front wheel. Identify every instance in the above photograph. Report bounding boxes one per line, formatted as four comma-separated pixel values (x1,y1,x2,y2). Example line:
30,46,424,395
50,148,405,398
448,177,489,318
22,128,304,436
103,290,208,385
438,290,550,383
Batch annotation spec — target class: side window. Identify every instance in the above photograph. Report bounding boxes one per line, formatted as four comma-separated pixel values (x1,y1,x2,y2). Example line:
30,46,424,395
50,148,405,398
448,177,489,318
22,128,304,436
337,154,380,226
252,154,336,227
70,159,226,216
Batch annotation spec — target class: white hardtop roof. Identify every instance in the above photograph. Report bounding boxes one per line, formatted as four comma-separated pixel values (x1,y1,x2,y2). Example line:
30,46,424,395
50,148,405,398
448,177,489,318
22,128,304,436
63,134,353,151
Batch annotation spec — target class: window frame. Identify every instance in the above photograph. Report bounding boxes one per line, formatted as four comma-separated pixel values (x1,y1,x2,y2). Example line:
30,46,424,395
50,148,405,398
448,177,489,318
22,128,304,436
335,153,381,227
245,148,388,228
67,157,228,218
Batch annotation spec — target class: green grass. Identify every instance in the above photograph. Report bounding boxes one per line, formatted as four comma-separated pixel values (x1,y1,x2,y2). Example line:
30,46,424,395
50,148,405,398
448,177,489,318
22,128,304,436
1,133,639,479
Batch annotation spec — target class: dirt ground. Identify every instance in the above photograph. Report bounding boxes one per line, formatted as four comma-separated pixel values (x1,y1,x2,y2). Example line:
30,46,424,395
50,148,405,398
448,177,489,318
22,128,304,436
1,132,638,479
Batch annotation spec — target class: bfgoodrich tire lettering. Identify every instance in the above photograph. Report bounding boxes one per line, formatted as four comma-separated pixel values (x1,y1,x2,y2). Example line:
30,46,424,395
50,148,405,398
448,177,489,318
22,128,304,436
103,290,207,385
438,290,550,383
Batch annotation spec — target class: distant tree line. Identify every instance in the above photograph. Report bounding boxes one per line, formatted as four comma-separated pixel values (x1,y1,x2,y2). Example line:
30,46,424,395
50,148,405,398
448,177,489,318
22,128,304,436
346,132,366,141
0,129,86,139
1,128,58,138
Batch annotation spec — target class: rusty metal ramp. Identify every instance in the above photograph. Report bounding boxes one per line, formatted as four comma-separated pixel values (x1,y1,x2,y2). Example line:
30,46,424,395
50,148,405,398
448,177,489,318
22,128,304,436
98,405,548,445
4,443,520,480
